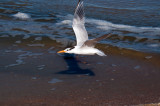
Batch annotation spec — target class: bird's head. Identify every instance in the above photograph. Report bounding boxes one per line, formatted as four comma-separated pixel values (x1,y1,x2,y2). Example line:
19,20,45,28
57,47,75,53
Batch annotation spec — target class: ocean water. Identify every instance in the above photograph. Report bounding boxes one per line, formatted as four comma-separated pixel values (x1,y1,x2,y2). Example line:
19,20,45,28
0,0,160,53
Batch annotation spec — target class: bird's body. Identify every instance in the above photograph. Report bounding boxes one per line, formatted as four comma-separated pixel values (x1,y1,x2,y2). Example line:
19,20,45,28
58,0,111,56
67,46,106,56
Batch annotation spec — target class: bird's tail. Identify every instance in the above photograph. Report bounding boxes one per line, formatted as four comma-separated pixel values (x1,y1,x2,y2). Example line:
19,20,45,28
96,50,107,56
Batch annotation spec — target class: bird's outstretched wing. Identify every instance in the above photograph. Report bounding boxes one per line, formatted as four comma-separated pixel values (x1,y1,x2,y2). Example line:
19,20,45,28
82,33,112,47
72,0,88,47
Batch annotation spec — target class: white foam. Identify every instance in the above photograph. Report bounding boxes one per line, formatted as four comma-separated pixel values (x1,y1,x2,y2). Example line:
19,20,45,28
59,14,160,37
15,40,21,44
35,37,42,41
56,20,72,25
48,78,63,84
148,44,159,47
37,65,45,70
85,18,160,36
14,49,26,53
5,51,43,67
23,35,30,39
5,55,25,68
18,51,43,57
5,50,11,53
111,64,117,67
18,51,32,57
13,12,31,20
145,56,152,59
6,64,19,67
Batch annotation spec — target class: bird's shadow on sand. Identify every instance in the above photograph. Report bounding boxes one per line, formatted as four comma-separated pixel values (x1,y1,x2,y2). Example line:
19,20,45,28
56,54,95,76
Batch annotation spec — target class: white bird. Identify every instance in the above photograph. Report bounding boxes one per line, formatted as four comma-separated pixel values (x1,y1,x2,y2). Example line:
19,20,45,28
58,0,111,56
13,12,31,20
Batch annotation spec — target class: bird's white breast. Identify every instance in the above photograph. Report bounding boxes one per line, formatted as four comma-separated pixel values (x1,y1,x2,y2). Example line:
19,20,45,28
73,47,99,55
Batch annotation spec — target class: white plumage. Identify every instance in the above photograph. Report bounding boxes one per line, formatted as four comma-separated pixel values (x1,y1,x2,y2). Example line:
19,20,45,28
58,0,111,56
72,1,88,47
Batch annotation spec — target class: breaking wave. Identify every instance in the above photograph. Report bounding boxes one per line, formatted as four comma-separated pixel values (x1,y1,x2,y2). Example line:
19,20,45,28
56,14,160,52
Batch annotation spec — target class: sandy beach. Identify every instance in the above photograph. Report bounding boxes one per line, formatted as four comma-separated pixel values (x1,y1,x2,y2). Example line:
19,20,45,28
0,36,160,106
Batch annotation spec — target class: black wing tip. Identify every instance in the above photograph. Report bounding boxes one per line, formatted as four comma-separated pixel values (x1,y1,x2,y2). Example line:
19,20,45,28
78,0,83,3
74,0,84,20
76,0,83,8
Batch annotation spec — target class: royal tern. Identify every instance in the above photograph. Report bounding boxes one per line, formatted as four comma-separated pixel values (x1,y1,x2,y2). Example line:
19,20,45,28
58,0,112,56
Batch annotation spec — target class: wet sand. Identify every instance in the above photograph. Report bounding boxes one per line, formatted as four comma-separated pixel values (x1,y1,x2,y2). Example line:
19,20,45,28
0,36,160,106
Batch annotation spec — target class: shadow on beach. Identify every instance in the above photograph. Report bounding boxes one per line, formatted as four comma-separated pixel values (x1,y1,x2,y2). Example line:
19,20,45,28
56,54,95,76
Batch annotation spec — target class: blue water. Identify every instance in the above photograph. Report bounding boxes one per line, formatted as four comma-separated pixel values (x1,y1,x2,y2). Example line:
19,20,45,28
0,0,160,53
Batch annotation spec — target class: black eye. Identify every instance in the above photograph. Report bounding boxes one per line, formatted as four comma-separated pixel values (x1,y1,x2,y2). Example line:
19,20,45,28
70,47,75,50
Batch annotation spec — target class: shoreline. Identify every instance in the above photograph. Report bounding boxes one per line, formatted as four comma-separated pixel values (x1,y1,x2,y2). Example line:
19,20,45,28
0,36,160,105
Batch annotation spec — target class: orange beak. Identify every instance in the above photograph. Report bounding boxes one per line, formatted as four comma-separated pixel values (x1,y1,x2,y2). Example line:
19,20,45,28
57,50,66,53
